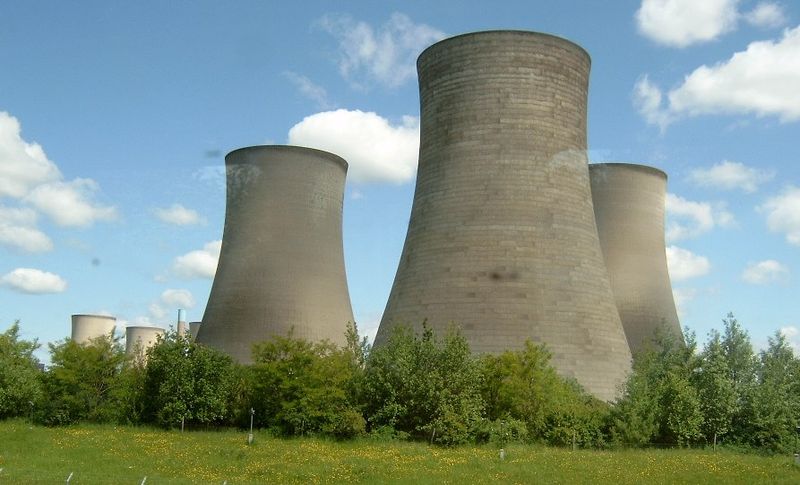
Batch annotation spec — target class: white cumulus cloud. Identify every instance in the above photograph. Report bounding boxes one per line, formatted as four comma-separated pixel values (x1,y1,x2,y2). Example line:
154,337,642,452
0,206,53,252
154,204,205,226
0,111,61,198
148,288,196,321
25,179,118,227
1,267,67,294
288,109,419,183
744,2,787,28
160,288,196,308
318,12,445,89
741,259,789,284
760,186,800,245
0,111,117,236
688,160,774,193
172,240,221,279
635,0,739,47
637,26,800,127
666,193,735,242
666,246,711,281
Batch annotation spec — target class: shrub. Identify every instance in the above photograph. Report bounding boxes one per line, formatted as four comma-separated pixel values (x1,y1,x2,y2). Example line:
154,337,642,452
0,321,42,420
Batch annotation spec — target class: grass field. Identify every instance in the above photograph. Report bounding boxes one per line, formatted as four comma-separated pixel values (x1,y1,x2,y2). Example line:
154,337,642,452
1,420,798,484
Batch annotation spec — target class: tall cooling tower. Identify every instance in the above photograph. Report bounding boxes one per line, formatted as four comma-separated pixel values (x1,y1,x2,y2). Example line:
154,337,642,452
375,31,631,400
71,314,116,345
197,145,354,363
589,163,682,355
125,326,164,362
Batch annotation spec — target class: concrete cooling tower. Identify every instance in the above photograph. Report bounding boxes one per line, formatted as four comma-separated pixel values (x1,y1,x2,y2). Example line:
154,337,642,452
125,326,164,362
375,31,631,401
589,163,682,355
71,314,116,345
197,145,354,363
189,321,201,341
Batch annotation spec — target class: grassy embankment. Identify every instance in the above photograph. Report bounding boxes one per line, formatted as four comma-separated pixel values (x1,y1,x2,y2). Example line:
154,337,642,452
1,420,798,484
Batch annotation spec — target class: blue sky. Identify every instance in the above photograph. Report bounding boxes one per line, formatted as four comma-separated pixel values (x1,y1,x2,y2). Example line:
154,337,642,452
1,0,799,361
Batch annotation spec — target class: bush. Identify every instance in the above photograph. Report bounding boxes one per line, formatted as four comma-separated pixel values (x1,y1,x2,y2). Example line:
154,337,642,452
362,323,484,445
0,321,42,420
37,334,127,425
246,329,364,438
141,331,237,428
481,341,608,447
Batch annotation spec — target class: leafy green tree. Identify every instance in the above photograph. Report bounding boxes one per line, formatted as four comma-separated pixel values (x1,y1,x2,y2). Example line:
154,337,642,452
611,326,701,447
247,329,365,438
743,332,799,452
481,340,606,447
37,334,127,425
694,331,737,447
362,323,484,445
720,313,758,443
0,321,43,420
142,331,237,428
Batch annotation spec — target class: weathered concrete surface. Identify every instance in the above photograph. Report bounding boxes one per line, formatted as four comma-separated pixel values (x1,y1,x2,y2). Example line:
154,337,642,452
197,145,354,363
590,163,683,355
376,31,631,401
125,326,164,363
71,314,116,345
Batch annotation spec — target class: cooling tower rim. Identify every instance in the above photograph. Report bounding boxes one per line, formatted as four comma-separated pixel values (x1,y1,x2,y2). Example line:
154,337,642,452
125,325,165,331
71,314,116,321
225,145,348,171
418,30,590,66
589,162,667,180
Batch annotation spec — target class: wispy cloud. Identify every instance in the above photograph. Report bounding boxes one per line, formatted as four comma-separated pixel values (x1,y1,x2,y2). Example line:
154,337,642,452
687,160,774,193
741,259,789,285
154,204,205,226
759,186,800,246
666,245,711,281
317,12,445,89
666,193,735,242
283,71,334,109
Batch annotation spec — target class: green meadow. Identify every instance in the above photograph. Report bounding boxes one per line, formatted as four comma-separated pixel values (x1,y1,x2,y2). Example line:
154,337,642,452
1,421,798,484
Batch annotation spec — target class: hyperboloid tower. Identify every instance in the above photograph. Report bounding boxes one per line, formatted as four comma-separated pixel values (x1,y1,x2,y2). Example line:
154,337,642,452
375,31,631,401
589,163,683,355
71,314,116,345
197,145,355,363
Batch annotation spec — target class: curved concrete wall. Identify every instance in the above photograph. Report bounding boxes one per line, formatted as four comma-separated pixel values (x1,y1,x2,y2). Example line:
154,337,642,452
589,163,682,355
197,145,354,363
71,314,116,345
189,321,201,341
125,326,164,361
376,31,631,401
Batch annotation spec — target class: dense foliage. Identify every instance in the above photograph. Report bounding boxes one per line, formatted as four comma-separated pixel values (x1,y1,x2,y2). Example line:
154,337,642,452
0,321,42,419
36,334,127,425
362,323,484,445
2,313,798,451
140,331,238,428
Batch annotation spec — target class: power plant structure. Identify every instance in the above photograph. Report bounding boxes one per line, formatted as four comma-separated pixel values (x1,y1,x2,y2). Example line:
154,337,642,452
196,145,354,363
589,163,682,355
125,326,165,363
375,31,632,401
71,314,116,345
189,321,202,341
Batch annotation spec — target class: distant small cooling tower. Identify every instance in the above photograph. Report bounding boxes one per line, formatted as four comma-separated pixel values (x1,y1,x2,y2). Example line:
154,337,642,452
125,326,164,362
376,31,631,401
71,314,116,345
197,145,354,363
589,163,682,355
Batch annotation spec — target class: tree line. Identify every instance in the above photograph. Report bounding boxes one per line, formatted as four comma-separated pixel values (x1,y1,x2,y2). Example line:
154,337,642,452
1,314,798,451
